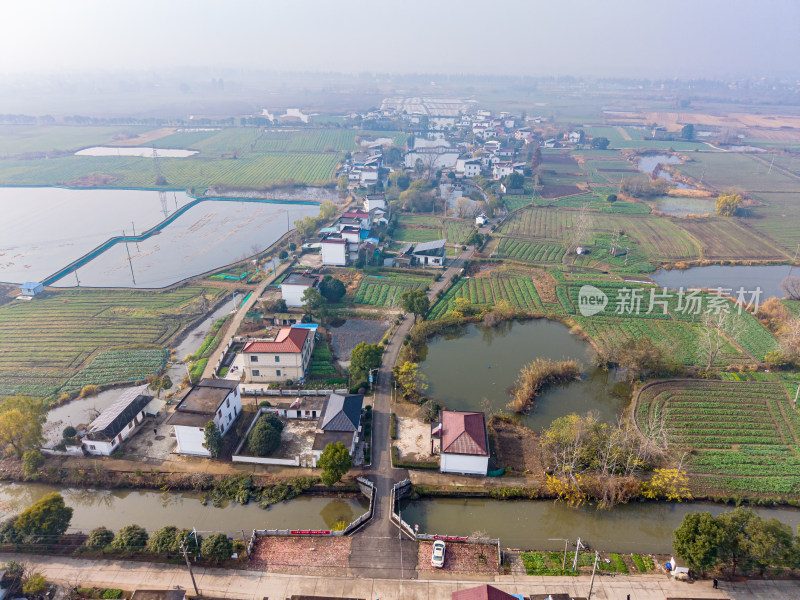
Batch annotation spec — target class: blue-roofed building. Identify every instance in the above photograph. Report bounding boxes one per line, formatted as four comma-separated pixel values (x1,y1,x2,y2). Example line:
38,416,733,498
20,282,43,296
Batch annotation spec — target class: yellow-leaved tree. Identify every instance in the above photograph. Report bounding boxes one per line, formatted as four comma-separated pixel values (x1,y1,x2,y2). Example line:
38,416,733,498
642,467,691,501
715,193,742,217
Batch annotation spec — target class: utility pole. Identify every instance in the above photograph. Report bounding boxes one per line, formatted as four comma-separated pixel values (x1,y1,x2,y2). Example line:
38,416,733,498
74,269,80,287
572,537,582,571
122,230,136,286
131,221,140,252
180,539,200,597
588,551,599,598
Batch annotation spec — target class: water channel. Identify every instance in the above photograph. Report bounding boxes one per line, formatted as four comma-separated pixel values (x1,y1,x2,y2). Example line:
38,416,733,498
418,319,630,431
75,147,199,158
0,482,368,536
398,497,800,554
652,264,796,300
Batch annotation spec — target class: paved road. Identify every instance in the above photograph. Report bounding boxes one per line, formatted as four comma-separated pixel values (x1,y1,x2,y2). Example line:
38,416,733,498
349,250,474,578
7,552,789,600
201,260,294,379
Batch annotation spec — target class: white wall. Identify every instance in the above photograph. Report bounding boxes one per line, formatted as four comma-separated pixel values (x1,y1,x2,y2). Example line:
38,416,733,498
441,453,488,475
281,283,309,307
322,242,347,266
174,425,211,457
82,409,146,456
212,386,242,435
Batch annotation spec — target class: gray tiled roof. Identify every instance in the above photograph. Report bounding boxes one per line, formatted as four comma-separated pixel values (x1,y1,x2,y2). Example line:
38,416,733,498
320,394,363,431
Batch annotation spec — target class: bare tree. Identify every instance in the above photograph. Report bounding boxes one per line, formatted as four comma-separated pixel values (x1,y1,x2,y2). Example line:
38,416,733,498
454,197,478,219
421,151,440,180
698,310,743,370
780,276,800,301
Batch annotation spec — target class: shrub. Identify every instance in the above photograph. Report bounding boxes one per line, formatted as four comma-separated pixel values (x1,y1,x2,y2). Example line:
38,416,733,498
201,533,233,564
610,553,628,573
147,525,181,554
80,385,100,398
62,426,77,438
86,526,115,550
22,573,47,595
21,449,45,476
278,250,289,260
389,413,398,439
247,414,284,456
111,524,148,552
101,590,123,599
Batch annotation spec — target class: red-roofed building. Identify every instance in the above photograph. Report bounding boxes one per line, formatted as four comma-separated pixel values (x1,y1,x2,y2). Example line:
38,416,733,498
434,410,489,475
241,327,315,383
451,584,517,600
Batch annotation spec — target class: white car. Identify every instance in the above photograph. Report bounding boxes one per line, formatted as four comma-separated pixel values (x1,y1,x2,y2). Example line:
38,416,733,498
431,540,446,568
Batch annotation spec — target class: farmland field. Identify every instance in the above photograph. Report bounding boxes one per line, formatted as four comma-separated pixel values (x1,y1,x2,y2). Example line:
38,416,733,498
393,226,443,243
441,219,474,244
61,349,167,395
353,274,432,308
429,273,543,318
636,380,800,495
0,125,148,157
0,286,225,398
496,238,566,264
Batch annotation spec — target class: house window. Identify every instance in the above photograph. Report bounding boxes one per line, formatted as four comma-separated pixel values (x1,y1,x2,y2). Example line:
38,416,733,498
226,398,230,408
251,356,258,362
252,369,260,376
218,410,222,419
128,422,133,429
89,444,96,450
274,356,280,363
276,369,281,376
220,424,224,434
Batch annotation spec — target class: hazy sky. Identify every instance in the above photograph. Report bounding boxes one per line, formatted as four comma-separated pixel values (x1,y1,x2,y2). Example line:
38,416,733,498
1,0,798,78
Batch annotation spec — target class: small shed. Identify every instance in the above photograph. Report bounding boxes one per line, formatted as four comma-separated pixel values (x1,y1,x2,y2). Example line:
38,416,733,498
20,282,44,296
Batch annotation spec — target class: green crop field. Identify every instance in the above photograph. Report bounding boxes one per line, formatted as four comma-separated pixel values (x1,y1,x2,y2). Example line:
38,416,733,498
61,349,167,395
0,152,341,188
0,286,225,398
393,226,442,243
145,129,220,149
353,275,432,307
0,125,148,157
441,219,474,244
496,238,566,263
636,380,800,495
429,273,543,318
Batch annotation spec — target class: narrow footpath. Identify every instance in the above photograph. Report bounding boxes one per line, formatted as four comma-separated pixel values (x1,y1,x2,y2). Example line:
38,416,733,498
349,249,474,578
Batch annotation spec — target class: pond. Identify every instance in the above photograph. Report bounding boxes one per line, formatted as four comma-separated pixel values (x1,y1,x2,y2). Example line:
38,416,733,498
652,264,796,300
50,199,318,288
417,319,630,431
636,154,681,176
652,195,715,217
399,497,800,554
0,482,368,536
75,147,198,158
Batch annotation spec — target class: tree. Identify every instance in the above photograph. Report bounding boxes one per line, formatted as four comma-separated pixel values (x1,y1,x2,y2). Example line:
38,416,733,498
147,525,182,554
337,175,349,192
392,361,428,402
318,441,352,487
609,337,669,381
247,414,284,456
673,511,723,574
0,396,46,457
319,201,337,221
148,374,172,399
389,170,410,191
319,275,346,303
503,171,524,190
111,524,149,551
350,342,383,382
780,276,800,301
530,146,542,170
14,492,73,543
203,421,223,458
681,124,695,140
302,287,326,316
399,289,430,321
22,573,46,595
606,193,617,203
715,193,742,217
201,533,232,564
21,449,44,476
590,137,610,150
85,526,115,550
641,467,691,501
698,309,742,371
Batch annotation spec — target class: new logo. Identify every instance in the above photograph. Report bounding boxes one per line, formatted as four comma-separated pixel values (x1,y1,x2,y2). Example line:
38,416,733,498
578,285,608,316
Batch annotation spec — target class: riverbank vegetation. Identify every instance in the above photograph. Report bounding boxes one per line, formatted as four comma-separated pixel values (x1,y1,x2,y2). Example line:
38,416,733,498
507,358,581,413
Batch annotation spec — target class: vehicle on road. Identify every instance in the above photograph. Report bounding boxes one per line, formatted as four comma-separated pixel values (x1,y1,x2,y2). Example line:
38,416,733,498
431,540,446,568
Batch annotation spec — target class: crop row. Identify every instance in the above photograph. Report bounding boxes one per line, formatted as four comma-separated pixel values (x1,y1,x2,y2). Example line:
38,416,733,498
61,349,167,394
429,275,543,318
353,277,429,307
497,238,566,263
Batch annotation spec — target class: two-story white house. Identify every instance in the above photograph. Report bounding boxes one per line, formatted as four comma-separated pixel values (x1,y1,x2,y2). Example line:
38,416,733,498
492,162,514,180
455,157,482,178
280,273,320,308
241,327,315,383
363,193,386,212
167,379,242,457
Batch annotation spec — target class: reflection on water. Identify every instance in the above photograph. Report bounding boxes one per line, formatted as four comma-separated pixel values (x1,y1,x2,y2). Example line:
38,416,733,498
652,264,795,300
0,482,368,535
418,319,629,430
400,497,800,554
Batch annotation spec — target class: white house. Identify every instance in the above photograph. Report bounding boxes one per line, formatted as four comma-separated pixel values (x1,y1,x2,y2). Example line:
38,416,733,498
82,385,153,456
410,239,447,267
492,162,514,180
167,379,242,457
280,273,320,308
475,212,487,226
340,226,361,244
340,210,370,230
241,327,315,384
20,282,44,296
568,131,581,144
433,410,489,475
321,234,348,266
363,193,386,212
311,393,363,466
360,167,379,185
455,157,481,178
